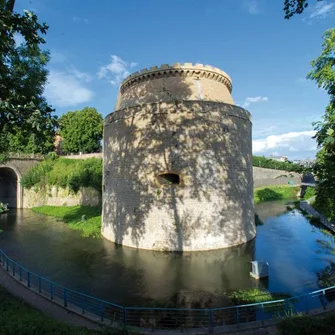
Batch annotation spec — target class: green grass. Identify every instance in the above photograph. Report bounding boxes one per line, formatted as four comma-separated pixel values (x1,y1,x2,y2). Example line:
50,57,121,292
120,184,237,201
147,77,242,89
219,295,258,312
0,285,128,335
226,289,290,305
303,186,316,200
254,185,300,204
277,313,335,335
32,206,102,238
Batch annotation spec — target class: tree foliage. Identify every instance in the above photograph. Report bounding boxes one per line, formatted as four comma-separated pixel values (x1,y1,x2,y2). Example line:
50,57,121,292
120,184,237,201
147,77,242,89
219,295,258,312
308,28,335,218
283,0,323,19
0,124,54,154
252,155,304,172
59,107,103,154
0,2,56,151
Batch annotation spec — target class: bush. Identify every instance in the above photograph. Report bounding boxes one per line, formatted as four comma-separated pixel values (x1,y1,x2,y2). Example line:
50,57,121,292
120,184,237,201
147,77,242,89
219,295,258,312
21,157,102,193
277,313,335,335
303,186,316,200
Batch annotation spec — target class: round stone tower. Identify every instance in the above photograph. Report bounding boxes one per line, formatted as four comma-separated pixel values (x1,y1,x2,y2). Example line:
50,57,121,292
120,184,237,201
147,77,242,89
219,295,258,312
102,63,255,251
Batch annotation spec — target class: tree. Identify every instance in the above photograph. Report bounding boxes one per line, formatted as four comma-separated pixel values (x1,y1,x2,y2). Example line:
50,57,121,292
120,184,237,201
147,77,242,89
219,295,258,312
59,107,103,154
308,29,335,150
0,124,54,154
307,28,335,217
283,0,324,19
0,1,57,144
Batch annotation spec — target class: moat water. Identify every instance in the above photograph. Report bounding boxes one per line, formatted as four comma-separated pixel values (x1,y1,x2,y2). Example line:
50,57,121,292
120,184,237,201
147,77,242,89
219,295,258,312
0,200,335,307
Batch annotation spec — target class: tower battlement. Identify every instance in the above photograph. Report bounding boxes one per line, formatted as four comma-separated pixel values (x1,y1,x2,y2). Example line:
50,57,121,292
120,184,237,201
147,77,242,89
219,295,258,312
116,63,234,110
121,63,232,93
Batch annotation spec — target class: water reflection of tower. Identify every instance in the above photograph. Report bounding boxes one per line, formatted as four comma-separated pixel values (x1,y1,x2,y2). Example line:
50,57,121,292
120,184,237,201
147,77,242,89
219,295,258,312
102,238,256,307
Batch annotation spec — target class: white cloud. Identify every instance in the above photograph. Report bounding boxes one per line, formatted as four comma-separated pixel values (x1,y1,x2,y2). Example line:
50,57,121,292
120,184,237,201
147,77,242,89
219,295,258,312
45,68,94,107
253,130,317,158
68,66,91,83
309,1,335,18
244,0,260,15
73,16,89,23
242,96,268,108
97,55,138,86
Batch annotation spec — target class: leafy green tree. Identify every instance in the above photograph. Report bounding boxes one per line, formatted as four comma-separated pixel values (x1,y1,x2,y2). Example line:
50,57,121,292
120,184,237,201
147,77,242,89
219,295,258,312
308,28,335,218
284,0,324,19
0,124,54,154
59,107,103,154
0,1,56,146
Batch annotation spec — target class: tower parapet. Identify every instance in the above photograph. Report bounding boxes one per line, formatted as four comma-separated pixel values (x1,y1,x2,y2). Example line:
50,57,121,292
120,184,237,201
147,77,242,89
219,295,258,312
115,63,234,110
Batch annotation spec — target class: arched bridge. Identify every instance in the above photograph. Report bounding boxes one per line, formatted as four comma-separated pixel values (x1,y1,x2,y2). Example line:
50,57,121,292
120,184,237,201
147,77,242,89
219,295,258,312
0,155,42,208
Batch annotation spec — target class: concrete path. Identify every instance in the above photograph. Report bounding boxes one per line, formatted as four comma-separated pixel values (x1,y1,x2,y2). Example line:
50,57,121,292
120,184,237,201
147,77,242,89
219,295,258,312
0,266,102,331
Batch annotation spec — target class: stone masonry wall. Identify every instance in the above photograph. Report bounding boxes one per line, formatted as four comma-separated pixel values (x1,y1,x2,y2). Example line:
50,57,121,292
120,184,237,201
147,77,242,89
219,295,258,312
23,186,101,208
102,100,256,251
253,167,301,188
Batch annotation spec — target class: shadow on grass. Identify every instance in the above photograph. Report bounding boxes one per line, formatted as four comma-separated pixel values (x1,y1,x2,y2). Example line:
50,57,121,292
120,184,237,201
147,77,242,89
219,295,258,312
62,206,101,223
256,188,283,202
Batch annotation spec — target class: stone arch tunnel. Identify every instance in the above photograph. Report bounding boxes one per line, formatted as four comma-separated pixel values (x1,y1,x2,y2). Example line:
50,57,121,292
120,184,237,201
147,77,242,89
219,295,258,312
0,157,42,208
0,167,19,208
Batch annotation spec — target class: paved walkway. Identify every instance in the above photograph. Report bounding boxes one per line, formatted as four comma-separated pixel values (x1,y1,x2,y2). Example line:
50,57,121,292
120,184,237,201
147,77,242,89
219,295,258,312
0,266,102,331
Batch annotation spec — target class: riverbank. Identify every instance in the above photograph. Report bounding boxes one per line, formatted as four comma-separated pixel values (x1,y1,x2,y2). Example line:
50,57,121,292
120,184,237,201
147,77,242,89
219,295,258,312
32,185,308,238
32,206,101,238
254,185,301,204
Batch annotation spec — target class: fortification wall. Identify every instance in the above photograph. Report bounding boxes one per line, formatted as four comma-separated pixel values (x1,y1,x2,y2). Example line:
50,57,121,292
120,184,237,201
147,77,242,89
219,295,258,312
24,186,101,208
253,167,301,188
61,153,102,160
103,101,255,251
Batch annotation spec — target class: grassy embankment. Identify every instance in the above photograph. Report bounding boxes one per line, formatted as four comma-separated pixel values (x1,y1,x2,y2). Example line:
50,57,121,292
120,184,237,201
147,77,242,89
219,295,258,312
0,286,127,335
32,205,101,238
32,185,314,238
254,185,312,204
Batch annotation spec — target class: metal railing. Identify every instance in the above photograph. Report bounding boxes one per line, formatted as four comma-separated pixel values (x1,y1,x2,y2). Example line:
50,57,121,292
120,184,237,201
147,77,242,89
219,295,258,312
1,248,335,333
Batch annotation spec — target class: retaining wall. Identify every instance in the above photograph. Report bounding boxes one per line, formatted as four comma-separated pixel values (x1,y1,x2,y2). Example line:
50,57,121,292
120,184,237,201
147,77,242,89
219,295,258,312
23,186,101,208
253,167,301,188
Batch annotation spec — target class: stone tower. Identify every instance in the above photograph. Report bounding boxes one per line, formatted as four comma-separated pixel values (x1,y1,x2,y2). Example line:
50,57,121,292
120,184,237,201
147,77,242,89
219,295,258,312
102,63,256,251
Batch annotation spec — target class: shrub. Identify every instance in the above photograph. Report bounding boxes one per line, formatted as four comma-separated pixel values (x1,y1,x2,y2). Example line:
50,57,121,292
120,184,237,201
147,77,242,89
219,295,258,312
21,157,102,193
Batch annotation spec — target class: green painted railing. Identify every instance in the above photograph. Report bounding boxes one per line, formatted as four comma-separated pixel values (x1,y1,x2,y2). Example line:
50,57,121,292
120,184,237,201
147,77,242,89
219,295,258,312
1,249,334,333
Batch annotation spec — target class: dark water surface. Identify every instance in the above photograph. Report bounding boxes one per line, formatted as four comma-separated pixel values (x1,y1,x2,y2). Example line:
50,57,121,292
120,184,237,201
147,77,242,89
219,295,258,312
0,200,334,307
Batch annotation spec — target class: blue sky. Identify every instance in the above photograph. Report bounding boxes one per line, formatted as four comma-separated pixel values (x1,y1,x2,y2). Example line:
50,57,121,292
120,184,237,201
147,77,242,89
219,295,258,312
15,0,335,159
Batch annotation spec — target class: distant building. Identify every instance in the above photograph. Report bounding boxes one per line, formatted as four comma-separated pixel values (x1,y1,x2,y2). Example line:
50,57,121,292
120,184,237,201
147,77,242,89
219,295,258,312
268,155,288,162
293,159,315,167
